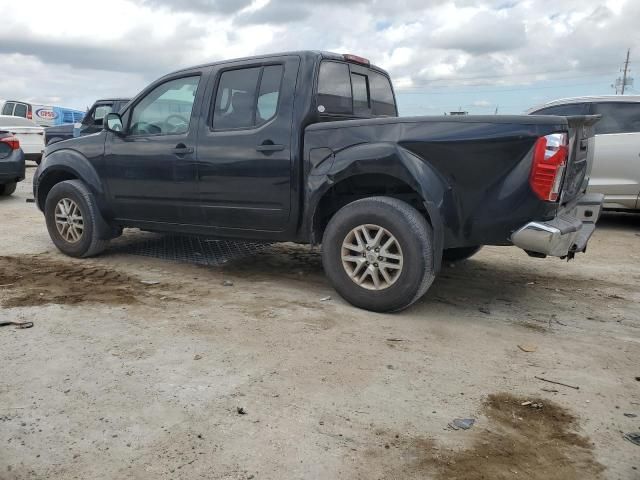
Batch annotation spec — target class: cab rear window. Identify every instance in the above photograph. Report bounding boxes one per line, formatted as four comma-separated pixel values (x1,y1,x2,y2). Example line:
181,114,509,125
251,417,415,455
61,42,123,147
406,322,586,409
316,61,396,117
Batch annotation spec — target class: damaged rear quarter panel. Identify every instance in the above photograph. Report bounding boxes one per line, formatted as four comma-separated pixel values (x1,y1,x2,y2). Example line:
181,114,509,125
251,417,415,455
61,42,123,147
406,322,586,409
303,116,566,249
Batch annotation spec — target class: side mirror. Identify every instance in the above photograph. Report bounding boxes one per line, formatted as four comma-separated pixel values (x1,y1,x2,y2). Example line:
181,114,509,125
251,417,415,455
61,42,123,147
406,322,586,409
104,113,124,135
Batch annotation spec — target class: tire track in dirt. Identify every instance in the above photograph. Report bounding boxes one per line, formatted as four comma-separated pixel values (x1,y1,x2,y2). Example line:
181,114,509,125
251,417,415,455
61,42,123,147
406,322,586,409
0,255,162,307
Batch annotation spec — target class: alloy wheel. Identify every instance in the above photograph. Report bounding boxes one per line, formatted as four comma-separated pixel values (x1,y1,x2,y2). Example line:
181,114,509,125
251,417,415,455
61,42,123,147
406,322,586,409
341,224,403,290
54,198,84,243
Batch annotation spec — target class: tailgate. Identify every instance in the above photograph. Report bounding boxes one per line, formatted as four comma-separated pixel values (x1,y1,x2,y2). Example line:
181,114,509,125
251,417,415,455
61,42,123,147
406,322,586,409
559,115,600,206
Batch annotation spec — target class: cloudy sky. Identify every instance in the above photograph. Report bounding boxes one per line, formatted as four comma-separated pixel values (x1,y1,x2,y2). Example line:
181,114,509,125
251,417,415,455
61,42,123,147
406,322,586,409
1,0,638,115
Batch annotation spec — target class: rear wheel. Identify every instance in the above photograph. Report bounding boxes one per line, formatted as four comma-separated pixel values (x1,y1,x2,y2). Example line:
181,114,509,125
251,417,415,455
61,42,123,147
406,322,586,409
322,196,436,312
0,182,17,196
442,246,482,262
44,180,110,258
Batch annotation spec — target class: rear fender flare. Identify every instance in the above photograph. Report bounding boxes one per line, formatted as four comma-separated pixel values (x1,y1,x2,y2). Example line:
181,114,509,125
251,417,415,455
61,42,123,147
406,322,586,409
305,142,448,270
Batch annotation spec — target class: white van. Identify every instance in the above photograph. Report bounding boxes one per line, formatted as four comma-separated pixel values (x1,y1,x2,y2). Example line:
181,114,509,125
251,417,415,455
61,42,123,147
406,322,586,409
1,100,85,127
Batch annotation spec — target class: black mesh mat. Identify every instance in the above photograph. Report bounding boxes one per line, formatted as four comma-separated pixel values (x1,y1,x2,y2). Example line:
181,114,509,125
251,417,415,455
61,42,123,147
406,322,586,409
108,230,271,267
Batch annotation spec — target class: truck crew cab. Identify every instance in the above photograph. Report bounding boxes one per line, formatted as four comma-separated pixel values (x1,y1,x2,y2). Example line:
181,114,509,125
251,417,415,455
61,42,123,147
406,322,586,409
34,51,603,312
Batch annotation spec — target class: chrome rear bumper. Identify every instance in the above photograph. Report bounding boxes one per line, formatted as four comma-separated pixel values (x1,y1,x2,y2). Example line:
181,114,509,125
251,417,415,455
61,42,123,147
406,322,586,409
511,193,604,258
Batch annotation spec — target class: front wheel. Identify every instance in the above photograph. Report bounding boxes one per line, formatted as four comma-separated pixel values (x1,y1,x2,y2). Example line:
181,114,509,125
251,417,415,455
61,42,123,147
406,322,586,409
322,196,436,313
44,180,110,258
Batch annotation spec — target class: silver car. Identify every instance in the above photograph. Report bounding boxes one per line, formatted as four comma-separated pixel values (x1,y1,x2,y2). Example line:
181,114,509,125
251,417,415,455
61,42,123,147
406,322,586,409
528,96,640,211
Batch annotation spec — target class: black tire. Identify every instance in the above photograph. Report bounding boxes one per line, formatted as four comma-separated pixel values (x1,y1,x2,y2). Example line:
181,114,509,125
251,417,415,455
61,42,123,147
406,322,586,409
322,196,436,313
442,246,482,263
0,182,17,196
44,180,110,258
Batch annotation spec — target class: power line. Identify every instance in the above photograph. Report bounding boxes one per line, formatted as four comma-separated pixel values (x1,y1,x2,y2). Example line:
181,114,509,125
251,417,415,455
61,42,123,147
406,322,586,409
397,73,613,91
396,80,608,95
397,65,621,87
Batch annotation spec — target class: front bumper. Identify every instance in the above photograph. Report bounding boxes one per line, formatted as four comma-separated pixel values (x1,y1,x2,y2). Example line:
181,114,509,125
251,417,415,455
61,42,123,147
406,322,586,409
510,193,604,258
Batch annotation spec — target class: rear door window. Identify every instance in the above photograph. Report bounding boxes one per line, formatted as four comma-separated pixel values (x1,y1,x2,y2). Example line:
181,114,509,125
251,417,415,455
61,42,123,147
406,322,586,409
592,102,640,134
2,102,15,115
213,65,285,130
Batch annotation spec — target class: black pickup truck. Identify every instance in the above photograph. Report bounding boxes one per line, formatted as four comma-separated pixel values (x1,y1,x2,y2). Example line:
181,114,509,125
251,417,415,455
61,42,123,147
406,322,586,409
33,51,603,312
44,98,130,146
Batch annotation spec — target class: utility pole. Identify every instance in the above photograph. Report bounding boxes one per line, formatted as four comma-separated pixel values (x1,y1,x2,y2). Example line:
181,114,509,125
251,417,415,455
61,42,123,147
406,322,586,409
621,48,631,95
613,49,633,95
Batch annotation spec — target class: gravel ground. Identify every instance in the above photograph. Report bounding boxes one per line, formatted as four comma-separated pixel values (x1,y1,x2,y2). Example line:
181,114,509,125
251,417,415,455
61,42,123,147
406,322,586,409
1,166,639,479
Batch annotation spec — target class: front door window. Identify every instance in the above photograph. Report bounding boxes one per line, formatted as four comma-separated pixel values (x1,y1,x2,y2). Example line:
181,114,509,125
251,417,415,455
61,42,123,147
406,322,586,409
129,76,200,136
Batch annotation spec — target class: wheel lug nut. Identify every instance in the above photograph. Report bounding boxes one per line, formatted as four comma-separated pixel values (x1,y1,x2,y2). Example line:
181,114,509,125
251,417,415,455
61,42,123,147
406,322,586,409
375,248,379,252
374,263,378,268
378,256,382,261
366,246,371,251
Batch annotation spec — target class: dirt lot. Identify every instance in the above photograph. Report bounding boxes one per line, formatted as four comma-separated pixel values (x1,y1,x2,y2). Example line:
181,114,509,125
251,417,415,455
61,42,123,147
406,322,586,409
1,167,639,479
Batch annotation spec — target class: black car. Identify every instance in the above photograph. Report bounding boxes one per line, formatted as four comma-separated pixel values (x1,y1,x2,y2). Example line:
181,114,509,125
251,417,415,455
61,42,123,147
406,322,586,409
34,51,603,312
0,131,25,196
45,98,130,146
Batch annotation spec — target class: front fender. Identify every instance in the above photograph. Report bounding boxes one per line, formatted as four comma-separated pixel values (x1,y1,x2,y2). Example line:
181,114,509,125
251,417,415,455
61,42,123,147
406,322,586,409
304,142,450,269
35,148,107,214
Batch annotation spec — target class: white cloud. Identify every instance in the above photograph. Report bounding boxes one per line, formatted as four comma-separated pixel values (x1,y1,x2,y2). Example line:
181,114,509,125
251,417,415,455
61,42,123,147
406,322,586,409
0,0,638,111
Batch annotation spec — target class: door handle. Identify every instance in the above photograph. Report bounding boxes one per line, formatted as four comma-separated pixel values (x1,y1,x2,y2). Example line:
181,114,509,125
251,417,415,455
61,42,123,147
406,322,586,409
256,142,285,153
172,144,194,155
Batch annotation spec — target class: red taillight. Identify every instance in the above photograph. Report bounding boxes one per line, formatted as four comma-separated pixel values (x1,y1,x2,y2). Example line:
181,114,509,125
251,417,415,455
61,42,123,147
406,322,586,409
0,136,20,150
343,54,370,66
529,133,568,202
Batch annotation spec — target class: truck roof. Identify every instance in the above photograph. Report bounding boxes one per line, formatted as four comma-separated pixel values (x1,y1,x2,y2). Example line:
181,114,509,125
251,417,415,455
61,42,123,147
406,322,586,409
168,50,388,77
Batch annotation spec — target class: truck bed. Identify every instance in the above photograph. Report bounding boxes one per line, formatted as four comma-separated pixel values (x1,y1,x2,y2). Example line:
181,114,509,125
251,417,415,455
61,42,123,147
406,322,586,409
304,114,599,248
